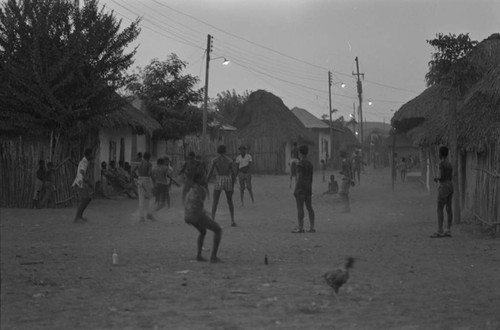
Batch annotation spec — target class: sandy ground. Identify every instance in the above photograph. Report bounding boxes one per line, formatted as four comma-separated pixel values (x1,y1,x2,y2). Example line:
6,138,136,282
1,167,500,330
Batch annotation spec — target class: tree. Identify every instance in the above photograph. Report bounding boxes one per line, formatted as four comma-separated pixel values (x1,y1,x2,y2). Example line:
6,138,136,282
127,54,203,140
214,89,251,125
425,33,479,94
0,0,140,137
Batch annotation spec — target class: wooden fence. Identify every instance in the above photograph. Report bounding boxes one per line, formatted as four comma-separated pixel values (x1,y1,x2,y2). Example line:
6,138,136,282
468,142,500,231
0,139,88,208
1,135,287,208
163,135,287,175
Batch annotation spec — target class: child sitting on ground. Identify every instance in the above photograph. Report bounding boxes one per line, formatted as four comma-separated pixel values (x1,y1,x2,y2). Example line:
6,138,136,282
184,172,222,263
323,174,339,194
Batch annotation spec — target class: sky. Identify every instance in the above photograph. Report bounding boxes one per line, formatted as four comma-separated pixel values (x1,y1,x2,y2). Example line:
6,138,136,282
100,0,500,124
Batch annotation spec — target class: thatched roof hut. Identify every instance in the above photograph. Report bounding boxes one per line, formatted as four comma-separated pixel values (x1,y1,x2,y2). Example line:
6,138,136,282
232,90,315,144
391,33,500,150
92,98,162,135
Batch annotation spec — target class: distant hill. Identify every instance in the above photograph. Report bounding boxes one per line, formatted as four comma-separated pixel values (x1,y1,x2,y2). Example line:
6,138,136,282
363,121,392,133
347,121,391,136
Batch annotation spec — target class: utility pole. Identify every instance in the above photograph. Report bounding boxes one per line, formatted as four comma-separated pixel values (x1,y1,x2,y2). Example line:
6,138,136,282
353,57,365,157
449,88,461,224
328,71,334,169
353,102,358,141
202,34,213,155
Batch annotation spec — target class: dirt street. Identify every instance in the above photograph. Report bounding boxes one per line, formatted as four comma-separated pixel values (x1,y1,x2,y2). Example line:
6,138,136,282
1,167,499,329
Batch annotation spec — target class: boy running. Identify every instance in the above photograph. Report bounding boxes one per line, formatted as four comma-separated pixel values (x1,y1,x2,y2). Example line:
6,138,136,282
72,148,93,223
184,172,222,263
291,145,315,233
207,145,236,227
235,145,255,206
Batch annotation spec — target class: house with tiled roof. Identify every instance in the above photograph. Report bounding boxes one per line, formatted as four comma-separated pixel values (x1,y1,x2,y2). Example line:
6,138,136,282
291,107,341,168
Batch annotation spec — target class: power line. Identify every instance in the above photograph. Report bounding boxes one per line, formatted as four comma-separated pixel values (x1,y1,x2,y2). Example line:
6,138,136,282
105,1,416,108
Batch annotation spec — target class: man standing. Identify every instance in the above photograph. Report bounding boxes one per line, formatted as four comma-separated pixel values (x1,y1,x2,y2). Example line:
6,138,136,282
133,152,155,222
289,142,299,188
207,145,236,227
73,148,93,223
291,145,315,233
339,150,354,213
235,145,254,206
430,146,453,238
352,150,362,185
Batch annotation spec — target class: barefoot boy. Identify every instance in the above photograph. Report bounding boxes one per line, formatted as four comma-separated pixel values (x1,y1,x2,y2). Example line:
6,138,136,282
430,146,453,238
184,172,222,263
207,145,236,227
235,145,255,206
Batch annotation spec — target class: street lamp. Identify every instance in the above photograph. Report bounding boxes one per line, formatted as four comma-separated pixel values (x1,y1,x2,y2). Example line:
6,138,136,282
202,35,230,155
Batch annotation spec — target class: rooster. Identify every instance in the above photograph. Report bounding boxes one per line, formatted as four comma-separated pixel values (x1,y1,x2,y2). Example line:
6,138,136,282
323,257,355,296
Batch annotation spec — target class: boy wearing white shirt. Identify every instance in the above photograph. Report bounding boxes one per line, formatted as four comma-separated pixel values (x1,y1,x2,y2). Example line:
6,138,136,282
72,148,93,223
235,145,255,206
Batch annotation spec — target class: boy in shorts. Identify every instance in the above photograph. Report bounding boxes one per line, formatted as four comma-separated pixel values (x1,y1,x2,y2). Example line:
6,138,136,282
235,145,254,206
207,145,236,227
184,172,222,263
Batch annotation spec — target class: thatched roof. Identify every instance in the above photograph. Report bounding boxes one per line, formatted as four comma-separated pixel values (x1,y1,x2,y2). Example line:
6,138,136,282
458,63,500,150
391,33,500,150
391,84,448,133
93,98,162,135
232,90,315,144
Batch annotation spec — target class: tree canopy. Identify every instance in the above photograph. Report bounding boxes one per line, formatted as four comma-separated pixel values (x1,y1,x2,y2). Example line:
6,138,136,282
126,54,203,140
0,0,140,136
214,89,250,125
425,33,479,95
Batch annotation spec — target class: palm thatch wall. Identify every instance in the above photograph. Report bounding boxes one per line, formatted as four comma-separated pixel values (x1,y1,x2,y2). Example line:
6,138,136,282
458,63,500,151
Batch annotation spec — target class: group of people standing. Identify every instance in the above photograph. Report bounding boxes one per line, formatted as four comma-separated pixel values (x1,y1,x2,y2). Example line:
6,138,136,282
66,141,454,264
183,144,255,262
289,143,357,234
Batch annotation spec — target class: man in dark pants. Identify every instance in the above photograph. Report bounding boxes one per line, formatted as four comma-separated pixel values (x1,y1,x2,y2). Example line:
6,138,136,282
431,146,453,238
339,150,354,213
73,148,93,223
291,145,315,233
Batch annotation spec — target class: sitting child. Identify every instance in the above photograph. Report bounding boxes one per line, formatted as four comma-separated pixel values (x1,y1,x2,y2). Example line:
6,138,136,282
323,174,339,194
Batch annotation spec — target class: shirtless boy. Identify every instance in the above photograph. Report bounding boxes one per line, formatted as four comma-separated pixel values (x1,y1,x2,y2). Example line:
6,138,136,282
207,145,236,227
